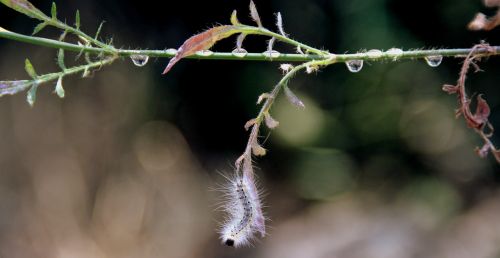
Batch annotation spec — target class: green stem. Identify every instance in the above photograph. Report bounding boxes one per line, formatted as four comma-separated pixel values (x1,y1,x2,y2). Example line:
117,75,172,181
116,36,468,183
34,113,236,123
239,60,315,165
47,20,114,51
1,28,499,63
22,56,116,89
235,25,329,56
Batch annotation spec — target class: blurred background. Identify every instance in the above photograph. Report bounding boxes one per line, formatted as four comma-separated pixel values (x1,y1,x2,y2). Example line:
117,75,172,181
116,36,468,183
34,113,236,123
1,0,500,257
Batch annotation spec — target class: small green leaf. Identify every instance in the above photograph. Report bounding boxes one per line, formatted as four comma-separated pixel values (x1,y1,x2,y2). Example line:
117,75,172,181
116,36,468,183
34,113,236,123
32,21,47,35
84,52,92,64
75,10,80,29
82,67,90,78
24,59,38,79
57,49,66,70
58,30,68,41
55,76,64,98
26,84,38,107
51,2,57,19
230,10,240,25
94,21,105,40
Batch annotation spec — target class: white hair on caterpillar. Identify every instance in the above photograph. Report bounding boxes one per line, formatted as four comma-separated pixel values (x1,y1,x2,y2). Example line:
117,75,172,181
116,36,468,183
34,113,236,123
219,171,266,247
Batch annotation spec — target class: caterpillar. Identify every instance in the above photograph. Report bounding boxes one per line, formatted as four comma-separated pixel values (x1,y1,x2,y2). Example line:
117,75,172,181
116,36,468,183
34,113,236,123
220,173,265,247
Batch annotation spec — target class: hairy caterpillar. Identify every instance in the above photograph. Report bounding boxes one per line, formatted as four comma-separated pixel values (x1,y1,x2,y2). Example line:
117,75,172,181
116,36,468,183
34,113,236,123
220,172,265,247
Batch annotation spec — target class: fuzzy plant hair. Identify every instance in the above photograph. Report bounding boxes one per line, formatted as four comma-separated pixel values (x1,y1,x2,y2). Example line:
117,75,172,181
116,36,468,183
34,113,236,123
219,168,265,247
1,0,500,248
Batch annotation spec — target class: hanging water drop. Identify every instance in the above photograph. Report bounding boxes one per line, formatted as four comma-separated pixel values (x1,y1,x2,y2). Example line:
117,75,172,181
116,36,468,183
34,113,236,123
345,60,363,73
232,48,248,58
263,50,280,59
130,55,149,67
424,55,443,67
366,49,383,59
385,48,403,60
196,50,214,56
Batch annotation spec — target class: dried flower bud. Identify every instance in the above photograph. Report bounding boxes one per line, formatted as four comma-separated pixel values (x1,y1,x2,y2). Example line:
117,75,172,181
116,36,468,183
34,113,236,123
280,64,293,73
257,93,271,105
476,142,492,158
244,118,257,131
306,64,319,74
251,142,266,156
276,12,287,36
484,0,500,7
468,13,488,30
468,12,500,31
284,86,305,109
264,113,279,129
249,0,263,27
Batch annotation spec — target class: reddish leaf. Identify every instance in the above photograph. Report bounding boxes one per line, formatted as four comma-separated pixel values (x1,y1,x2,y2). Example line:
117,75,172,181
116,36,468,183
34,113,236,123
475,142,491,158
442,84,459,94
468,11,500,31
257,93,271,105
473,95,490,125
484,0,500,7
162,25,239,74
462,95,491,129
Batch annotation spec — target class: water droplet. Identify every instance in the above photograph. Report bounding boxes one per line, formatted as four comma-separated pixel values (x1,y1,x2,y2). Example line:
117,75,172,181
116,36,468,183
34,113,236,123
366,49,383,59
130,54,149,67
232,48,248,58
385,48,403,60
196,50,213,56
345,60,363,73
166,48,177,55
263,50,281,59
424,55,443,67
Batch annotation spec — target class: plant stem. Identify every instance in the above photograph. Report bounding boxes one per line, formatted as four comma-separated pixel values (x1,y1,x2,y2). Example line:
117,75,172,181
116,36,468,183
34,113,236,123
20,56,117,89
1,28,499,63
236,60,321,170
46,20,114,51
235,25,329,56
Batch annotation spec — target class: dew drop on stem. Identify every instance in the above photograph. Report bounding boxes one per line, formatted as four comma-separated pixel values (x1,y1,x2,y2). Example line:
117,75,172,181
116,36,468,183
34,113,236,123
386,48,403,60
263,50,280,58
232,48,248,58
130,55,149,67
196,50,214,56
366,49,383,59
424,55,443,67
166,48,177,55
345,60,363,73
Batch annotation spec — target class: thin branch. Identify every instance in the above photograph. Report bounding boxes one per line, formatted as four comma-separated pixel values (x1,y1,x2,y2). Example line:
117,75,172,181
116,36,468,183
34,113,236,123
1,28,499,63
236,58,329,171
0,56,117,100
